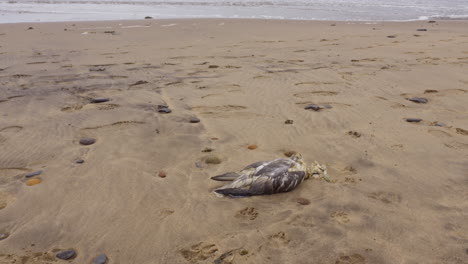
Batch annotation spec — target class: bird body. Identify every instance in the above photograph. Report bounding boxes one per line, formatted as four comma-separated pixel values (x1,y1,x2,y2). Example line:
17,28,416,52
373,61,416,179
211,154,328,197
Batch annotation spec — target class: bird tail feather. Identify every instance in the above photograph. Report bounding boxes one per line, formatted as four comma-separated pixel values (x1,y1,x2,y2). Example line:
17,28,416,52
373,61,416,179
210,172,240,181
214,188,252,197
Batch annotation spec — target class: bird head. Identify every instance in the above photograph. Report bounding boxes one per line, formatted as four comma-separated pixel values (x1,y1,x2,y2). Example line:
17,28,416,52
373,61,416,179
306,161,330,182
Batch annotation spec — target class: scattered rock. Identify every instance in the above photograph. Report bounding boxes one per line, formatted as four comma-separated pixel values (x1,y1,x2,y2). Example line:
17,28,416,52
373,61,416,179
296,197,311,205
285,120,293,124
26,178,42,186
27,27,33,30
424,89,438,94
205,155,222,165
190,117,200,123
284,151,297,157
347,131,361,138
208,65,219,69
90,97,110,103
0,233,9,241
201,148,214,152
145,16,153,19
158,171,167,178
56,250,76,260
387,35,396,38
92,254,108,264
158,108,172,113
416,29,427,31
211,137,219,140
407,97,428,104
239,250,249,256
75,159,85,164
79,137,96,145
129,80,148,87
406,118,422,123
428,20,436,23
247,145,257,150
25,170,43,178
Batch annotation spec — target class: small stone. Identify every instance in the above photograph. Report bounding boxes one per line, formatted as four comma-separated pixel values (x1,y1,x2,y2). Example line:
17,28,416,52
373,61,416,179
25,170,43,178
26,178,41,186
284,151,297,157
434,123,446,127
296,197,311,205
387,35,396,38
190,117,200,123
205,155,222,165
239,250,249,256
347,131,361,138
211,137,219,140
201,148,214,152
424,89,438,94
406,118,422,123
407,97,428,104
304,104,321,111
285,120,293,124
0,233,9,241
89,67,106,72
90,97,110,103
79,137,96,145
416,28,427,31
247,145,257,150
92,254,108,264
56,250,76,260
158,108,172,113
27,27,33,30
145,16,153,19
75,159,85,164
158,171,166,178
208,65,219,68
428,20,436,23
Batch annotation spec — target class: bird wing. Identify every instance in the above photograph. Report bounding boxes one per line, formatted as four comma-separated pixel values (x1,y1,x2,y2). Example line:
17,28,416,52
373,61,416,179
253,158,296,178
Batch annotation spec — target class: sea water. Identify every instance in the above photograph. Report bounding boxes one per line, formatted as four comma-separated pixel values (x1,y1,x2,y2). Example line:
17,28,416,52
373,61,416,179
0,0,467,23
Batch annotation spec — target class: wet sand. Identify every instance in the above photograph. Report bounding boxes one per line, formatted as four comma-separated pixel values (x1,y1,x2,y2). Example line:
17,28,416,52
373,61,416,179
0,19,467,264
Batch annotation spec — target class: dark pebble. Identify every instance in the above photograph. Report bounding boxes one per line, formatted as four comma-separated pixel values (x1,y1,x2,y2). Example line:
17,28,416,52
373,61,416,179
56,250,76,260
145,16,153,19
285,120,293,124
75,159,85,164
304,104,321,111
406,118,422,123
407,97,428,104
90,97,110,103
387,35,396,38
0,233,9,241
93,254,108,264
190,117,200,123
428,20,436,23
25,170,43,178
416,29,427,31
158,108,172,113
79,137,96,145
208,65,219,68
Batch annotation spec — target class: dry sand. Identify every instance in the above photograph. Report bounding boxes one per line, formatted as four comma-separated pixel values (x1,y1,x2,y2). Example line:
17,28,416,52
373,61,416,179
0,19,467,264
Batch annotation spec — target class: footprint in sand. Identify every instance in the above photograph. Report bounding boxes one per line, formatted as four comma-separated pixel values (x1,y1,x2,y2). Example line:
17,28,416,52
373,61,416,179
335,253,367,264
368,191,402,204
0,168,29,186
269,231,290,245
236,207,258,220
180,242,218,263
287,215,315,228
330,211,350,224
455,128,468,136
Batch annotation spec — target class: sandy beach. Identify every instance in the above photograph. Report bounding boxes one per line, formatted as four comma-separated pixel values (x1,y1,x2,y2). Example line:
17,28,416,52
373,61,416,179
0,19,467,263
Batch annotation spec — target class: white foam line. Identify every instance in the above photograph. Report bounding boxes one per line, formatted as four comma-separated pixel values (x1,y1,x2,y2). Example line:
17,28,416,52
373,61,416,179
161,23,177,27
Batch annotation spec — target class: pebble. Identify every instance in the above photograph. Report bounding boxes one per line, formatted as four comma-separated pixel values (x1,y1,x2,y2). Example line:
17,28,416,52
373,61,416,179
416,28,427,31
208,65,219,68
407,97,428,104
239,250,249,256
90,97,110,103
247,145,257,150
0,233,9,241
92,254,108,264
79,137,96,145
285,120,293,124
25,170,43,178
158,171,167,178
56,250,76,260
158,108,172,113
26,178,42,186
434,123,446,127
75,159,85,164
406,118,422,123
190,117,200,123
145,16,153,19
387,35,396,38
